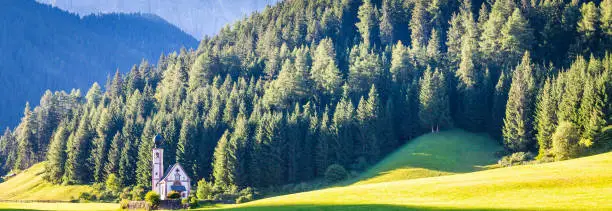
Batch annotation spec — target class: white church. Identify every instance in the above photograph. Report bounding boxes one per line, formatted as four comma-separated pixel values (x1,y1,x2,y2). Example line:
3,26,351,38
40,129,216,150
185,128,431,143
151,135,192,200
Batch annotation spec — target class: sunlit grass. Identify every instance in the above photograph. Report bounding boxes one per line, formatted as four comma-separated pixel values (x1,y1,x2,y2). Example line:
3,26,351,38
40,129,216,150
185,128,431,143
0,163,93,201
350,130,502,185
204,152,612,210
0,202,117,211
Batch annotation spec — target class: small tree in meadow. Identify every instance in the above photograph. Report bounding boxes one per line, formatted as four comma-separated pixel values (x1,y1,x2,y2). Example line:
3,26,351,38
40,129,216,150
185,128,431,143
105,173,122,194
552,122,581,160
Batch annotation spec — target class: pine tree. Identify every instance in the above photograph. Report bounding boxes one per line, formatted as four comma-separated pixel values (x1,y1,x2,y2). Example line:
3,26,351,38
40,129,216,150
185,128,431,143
227,114,249,187
315,107,332,177
0,129,16,174
480,0,513,66
189,52,216,91
602,0,612,37
14,103,36,170
108,70,124,99
212,130,231,188
390,41,413,84
44,125,68,184
501,8,534,65
348,44,382,96
104,132,122,178
446,13,464,70
419,67,450,132
455,8,486,131
333,86,356,166
503,52,537,152
379,0,394,46
577,2,600,42
356,85,381,162
356,0,379,47
535,78,558,158
426,29,441,65
558,56,587,124
177,114,198,179
410,0,430,49
64,113,94,184
311,38,342,99
136,119,154,188
92,102,124,182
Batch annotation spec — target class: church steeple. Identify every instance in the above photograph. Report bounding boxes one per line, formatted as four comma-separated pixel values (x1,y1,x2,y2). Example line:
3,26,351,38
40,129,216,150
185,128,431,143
152,134,164,194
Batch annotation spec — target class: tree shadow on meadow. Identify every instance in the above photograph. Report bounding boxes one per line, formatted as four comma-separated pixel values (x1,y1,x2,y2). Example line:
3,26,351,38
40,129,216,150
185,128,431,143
207,204,567,211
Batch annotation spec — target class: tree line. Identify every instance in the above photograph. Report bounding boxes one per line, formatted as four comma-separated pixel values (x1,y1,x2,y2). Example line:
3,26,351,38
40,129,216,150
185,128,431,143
0,0,611,195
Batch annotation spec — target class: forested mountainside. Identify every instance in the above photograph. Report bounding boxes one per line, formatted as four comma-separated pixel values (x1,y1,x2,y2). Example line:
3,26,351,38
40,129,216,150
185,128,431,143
0,0,198,129
36,0,280,39
0,0,610,201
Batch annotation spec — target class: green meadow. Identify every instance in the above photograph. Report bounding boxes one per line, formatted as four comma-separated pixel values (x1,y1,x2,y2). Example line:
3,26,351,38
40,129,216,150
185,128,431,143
1,130,610,211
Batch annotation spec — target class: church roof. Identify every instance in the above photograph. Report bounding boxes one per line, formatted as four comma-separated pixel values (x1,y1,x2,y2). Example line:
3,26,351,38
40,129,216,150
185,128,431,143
158,163,191,184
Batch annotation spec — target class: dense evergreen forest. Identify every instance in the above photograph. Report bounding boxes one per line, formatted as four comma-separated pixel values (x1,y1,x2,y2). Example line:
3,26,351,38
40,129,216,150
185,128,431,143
0,0,197,128
1,0,611,201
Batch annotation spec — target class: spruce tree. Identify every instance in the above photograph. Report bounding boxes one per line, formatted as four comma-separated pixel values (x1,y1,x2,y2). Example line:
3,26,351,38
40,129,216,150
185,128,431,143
333,85,356,166
104,132,122,178
311,38,342,99
535,78,558,158
212,130,231,188
419,67,451,132
348,44,382,96
410,0,430,49
379,0,394,46
503,52,537,152
501,8,534,65
356,0,380,47
14,103,36,170
64,112,94,184
136,119,154,188
44,125,69,184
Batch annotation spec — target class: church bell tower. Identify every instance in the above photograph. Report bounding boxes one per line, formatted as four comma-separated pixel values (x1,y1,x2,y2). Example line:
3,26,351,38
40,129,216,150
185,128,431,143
152,134,164,193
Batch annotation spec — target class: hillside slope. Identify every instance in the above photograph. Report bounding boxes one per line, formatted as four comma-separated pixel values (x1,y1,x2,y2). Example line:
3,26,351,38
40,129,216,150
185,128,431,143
0,163,93,201
219,152,612,210
36,0,280,39
0,0,197,129
350,130,502,185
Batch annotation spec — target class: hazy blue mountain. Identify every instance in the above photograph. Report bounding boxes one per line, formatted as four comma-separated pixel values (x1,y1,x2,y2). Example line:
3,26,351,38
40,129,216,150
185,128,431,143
36,0,280,39
0,0,198,129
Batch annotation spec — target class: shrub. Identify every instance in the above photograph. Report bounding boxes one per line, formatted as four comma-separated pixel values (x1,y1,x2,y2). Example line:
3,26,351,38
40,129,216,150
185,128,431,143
498,152,534,167
144,191,160,208
236,196,250,204
189,196,199,208
196,178,213,200
325,164,348,183
236,187,255,203
105,173,122,194
130,185,146,200
98,190,116,202
167,190,181,199
78,192,96,202
552,122,581,160
119,199,130,209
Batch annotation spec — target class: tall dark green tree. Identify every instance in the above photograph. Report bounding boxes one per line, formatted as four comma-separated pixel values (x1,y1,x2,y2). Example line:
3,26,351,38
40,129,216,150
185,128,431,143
503,52,537,152
419,67,451,132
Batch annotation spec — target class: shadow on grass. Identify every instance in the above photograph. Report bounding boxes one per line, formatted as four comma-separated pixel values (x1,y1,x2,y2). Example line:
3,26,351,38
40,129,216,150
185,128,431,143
205,204,567,211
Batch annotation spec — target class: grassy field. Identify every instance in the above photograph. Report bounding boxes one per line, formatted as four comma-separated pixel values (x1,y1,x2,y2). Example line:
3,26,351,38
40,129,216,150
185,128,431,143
1,130,611,211
0,163,94,201
208,151,612,210
348,130,502,185
0,202,117,211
